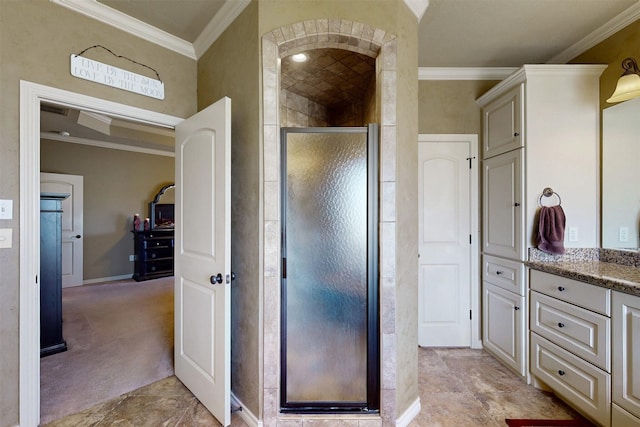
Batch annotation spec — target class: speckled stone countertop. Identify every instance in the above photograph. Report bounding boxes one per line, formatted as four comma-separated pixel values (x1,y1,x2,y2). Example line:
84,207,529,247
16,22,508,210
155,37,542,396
526,248,640,297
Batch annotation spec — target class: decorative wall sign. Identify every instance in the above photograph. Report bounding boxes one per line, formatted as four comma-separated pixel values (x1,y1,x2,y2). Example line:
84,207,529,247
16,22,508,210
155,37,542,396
70,53,165,100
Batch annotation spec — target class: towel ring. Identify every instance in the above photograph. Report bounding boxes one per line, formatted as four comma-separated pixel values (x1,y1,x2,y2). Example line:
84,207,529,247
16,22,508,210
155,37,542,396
539,187,562,207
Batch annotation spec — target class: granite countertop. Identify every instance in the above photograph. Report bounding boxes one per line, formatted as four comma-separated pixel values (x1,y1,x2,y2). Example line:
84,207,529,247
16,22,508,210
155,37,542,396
526,248,640,297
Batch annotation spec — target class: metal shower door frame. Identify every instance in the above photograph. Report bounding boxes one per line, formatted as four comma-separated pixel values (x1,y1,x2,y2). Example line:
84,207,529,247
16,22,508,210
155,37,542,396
279,125,380,414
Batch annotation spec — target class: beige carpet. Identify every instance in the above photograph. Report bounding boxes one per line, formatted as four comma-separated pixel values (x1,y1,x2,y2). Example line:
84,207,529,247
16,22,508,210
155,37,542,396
40,276,175,424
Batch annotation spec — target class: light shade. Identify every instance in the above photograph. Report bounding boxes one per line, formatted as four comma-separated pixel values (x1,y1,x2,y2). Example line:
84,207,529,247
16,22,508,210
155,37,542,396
607,57,640,103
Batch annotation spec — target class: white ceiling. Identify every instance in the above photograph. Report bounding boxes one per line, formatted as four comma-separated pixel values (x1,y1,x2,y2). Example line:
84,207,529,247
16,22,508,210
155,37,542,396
55,0,640,68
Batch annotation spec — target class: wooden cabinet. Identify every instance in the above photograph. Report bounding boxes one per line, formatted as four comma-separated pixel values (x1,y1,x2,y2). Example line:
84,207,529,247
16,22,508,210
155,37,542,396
612,404,640,426
478,65,604,382
482,149,524,260
478,64,604,255
530,270,612,426
40,193,69,357
612,291,640,423
482,84,523,158
483,282,526,376
132,229,174,281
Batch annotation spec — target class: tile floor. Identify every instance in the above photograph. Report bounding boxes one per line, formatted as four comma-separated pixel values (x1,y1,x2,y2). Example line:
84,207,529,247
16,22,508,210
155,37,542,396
44,347,587,427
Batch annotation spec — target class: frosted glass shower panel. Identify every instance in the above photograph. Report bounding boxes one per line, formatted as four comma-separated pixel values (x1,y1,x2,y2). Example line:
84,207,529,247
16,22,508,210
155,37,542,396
284,130,368,403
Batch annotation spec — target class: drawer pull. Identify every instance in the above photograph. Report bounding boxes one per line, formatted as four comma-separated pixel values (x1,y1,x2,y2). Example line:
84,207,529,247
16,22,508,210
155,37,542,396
496,270,503,275
557,322,565,328
558,370,566,376
557,286,565,292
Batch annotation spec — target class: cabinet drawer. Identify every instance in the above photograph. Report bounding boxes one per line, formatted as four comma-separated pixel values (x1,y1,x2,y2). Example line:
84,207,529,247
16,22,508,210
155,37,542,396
531,291,610,371
143,238,174,249
483,255,525,295
530,270,610,316
531,333,611,427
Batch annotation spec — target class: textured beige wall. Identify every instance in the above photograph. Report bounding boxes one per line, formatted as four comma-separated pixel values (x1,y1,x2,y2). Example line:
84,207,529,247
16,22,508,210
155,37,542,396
41,140,175,280
197,1,262,417
0,1,196,425
418,80,500,134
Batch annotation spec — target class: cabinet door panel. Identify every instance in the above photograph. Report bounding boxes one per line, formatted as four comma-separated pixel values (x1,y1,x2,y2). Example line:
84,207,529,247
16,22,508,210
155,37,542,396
613,291,640,419
482,84,523,158
483,149,524,260
483,282,526,377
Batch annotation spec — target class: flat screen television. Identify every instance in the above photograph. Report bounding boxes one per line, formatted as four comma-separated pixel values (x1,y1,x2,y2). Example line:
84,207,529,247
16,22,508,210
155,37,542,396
150,203,174,229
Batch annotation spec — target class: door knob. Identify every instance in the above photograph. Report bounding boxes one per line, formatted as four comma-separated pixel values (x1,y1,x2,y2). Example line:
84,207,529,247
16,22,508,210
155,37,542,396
74,234,81,239
210,273,223,285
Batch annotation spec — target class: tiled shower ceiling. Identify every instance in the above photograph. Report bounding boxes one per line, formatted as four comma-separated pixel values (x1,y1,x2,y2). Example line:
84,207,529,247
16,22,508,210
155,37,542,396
281,48,376,108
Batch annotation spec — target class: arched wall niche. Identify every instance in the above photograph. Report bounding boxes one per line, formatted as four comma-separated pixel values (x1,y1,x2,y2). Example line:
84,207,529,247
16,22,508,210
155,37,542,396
260,18,399,426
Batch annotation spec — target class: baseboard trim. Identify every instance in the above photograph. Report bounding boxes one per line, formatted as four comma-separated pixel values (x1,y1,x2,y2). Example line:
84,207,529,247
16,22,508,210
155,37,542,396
231,392,262,427
396,397,421,427
82,274,133,285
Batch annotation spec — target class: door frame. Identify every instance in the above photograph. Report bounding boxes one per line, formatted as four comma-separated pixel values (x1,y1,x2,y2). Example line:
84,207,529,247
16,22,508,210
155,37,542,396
19,80,183,426
418,134,481,349
279,125,379,413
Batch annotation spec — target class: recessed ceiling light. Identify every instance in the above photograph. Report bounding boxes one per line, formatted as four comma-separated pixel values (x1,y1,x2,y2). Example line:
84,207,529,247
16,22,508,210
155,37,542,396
291,53,308,63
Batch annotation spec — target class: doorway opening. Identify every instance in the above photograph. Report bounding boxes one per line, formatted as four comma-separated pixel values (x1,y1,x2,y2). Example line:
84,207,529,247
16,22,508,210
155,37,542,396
280,126,379,413
19,80,182,426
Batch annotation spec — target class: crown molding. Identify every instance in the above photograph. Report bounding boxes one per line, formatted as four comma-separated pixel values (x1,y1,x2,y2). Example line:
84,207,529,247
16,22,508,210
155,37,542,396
548,0,640,64
403,0,430,21
418,67,518,81
193,0,251,58
51,0,197,59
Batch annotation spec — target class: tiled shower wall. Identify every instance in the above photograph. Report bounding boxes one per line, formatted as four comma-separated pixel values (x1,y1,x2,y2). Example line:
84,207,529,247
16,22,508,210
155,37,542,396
280,89,329,127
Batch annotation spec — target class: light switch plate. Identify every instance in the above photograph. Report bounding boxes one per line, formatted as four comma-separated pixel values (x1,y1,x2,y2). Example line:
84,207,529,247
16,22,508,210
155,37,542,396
0,228,12,248
0,200,12,220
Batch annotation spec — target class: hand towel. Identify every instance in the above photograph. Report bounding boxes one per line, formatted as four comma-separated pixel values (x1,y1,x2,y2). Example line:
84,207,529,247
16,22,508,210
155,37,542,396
537,205,566,255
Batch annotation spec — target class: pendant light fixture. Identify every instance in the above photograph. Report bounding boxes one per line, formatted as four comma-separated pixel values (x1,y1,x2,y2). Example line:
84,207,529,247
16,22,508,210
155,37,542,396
607,57,640,103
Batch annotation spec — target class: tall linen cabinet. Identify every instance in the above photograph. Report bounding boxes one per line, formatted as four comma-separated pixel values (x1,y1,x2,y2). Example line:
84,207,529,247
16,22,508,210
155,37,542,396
477,65,605,381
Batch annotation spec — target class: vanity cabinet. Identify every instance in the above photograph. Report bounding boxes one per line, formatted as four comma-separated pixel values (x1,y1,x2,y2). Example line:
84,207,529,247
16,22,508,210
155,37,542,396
530,270,611,426
612,291,640,425
478,65,605,381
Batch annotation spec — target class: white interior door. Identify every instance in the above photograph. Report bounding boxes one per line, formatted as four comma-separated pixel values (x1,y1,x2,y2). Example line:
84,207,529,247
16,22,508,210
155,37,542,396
174,97,231,426
418,136,476,347
40,172,84,288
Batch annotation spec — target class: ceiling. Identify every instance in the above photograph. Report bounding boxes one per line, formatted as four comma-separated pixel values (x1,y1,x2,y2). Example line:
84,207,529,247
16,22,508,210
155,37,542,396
44,0,640,150
77,0,640,68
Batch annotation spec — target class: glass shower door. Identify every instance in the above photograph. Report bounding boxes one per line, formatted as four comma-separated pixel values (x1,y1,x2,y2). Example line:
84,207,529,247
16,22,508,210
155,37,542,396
280,126,379,413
